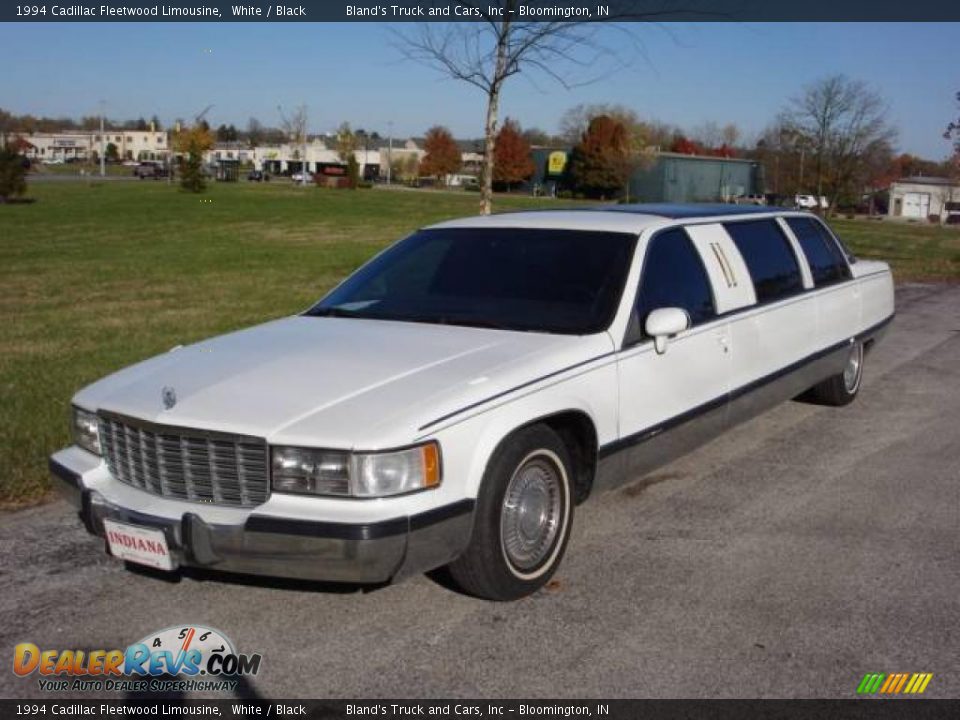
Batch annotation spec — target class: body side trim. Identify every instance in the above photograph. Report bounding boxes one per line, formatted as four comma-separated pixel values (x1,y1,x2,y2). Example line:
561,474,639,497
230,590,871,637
245,499,476,541
599,313,894,460
50,458,82,489
417,351,617,432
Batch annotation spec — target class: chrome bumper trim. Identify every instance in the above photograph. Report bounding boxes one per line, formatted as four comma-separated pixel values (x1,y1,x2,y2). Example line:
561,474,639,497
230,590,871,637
50,457,474,584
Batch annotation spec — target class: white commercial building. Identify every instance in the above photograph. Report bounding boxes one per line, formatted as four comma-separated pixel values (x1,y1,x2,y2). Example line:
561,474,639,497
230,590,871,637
246,139,381,179
16,130,169,161
888,176,960,223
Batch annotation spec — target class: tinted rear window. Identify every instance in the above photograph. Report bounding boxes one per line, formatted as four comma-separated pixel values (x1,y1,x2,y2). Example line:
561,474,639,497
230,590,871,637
309,228,637,334
785,217,851,286
724,220,804,303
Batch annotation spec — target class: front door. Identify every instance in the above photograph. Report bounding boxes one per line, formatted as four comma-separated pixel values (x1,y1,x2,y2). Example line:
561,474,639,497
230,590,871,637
615,227,732,478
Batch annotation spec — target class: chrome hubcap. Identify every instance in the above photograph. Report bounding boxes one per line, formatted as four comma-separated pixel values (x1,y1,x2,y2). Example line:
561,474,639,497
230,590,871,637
843,343,863,393
501,455,563,572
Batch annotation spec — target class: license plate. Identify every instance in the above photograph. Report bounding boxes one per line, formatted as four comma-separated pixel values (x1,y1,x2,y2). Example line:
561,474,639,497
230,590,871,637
103,519,174,571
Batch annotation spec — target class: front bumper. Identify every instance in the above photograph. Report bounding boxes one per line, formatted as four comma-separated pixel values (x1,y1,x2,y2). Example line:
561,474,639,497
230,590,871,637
50,453,474,585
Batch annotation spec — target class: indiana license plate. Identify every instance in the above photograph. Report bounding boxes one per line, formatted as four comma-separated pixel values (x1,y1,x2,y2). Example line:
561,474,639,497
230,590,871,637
103,519,174,571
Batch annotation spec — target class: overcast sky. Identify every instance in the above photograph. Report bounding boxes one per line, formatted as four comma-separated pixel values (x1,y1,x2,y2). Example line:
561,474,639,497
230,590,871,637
1,22,956,159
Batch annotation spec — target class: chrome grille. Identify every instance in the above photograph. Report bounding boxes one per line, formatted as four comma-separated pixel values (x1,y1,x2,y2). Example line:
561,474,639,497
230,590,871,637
98,413,269,507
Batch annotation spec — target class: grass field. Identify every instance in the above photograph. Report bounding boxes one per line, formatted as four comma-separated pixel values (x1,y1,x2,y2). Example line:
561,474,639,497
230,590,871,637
1,182,958,506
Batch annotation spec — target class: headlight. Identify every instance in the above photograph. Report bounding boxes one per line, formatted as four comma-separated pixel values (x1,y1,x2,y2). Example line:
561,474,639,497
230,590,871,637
72,406,101,456
271,442,441,498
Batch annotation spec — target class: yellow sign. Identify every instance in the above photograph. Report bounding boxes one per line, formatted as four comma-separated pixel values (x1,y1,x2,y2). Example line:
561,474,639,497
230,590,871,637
547,151,567,175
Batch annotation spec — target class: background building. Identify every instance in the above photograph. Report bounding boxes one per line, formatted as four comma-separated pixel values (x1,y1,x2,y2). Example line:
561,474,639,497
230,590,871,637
16,130,168,161
888,177,960,222
529,148,761,202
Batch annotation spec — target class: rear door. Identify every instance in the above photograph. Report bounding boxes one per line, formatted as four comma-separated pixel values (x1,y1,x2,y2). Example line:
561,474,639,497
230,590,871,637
781,215,860,350
719,218,818,410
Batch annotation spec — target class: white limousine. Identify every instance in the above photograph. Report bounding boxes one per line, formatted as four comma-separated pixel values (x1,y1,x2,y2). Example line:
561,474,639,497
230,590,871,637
51,204,894,600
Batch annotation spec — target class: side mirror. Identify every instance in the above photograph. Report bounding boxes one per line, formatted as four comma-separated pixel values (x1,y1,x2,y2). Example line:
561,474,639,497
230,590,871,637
645,307,690,354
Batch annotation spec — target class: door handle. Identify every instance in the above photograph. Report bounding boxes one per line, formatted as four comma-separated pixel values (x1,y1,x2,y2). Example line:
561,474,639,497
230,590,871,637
714,330,729,353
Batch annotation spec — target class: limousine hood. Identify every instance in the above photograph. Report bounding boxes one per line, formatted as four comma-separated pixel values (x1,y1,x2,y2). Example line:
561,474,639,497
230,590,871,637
74,316,613,448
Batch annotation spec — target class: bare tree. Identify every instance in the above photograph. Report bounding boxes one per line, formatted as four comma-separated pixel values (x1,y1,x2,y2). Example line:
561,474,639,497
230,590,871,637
690,121,722,149
396,2,675,215
783,75,896,210
946,90,960,172
278,104,309,185
335,122,358,163
247,117,265,148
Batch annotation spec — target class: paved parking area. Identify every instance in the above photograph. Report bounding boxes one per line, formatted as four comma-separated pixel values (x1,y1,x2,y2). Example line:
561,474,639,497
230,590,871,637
2,283,958,700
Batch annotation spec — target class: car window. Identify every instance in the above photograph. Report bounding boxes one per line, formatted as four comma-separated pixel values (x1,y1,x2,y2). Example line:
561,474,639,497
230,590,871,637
785,217,851,286
309,228,637,335
811,217,857,264
723,220,804,303
635,228,715,332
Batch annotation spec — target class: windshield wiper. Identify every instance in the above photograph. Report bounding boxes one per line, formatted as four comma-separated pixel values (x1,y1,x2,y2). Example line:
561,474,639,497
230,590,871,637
306,306,365,318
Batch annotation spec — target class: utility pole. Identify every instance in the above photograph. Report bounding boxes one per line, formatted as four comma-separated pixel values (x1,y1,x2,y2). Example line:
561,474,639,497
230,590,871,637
99,100,106,177
303,108,308,187
386,120,393,185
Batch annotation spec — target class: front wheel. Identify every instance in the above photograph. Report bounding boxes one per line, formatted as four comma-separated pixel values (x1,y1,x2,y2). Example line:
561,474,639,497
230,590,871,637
808,340,864,406
447,424,574,601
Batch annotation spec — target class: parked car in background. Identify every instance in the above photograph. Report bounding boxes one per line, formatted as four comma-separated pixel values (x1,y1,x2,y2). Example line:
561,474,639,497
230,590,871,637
943,202,960,225
133,162,167,180
41,158,65,165
737,194,767,206
51,204,893,601
247,170,270,182
290,172,309,183
795,194,830,210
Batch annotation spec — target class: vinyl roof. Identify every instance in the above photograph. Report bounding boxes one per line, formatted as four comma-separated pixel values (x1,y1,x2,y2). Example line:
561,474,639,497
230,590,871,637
428,203,792,234
602,203,775,218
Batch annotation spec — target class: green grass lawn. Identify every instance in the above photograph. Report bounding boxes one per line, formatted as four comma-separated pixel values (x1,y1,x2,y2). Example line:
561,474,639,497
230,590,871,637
829,218,960,281
1,182,957,506
0,181,556,506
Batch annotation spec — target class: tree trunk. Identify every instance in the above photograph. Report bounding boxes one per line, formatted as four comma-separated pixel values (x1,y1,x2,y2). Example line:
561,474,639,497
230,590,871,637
480,84,501,216
479,20,510,216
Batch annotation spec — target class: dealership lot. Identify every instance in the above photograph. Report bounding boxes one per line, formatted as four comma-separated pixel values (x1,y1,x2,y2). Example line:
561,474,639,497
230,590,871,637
2,283,958,700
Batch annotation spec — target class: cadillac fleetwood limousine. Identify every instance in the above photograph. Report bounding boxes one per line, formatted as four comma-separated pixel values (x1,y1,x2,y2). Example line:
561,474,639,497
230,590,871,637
50,204,894,600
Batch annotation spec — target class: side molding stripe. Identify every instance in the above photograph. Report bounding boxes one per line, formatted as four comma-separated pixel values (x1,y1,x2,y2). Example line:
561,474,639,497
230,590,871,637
418,351,617,432
598,314,894,460
49,458,82,489
246,499,475,541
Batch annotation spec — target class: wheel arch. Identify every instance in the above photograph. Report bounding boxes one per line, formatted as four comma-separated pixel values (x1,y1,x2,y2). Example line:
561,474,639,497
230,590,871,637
474,409,599,506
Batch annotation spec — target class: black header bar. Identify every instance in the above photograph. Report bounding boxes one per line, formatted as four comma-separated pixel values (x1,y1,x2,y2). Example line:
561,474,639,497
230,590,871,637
3,0,959,23
1,699,959,719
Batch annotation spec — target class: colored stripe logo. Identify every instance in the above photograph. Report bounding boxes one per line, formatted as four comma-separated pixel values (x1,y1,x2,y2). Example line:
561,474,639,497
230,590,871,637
857,673,933,695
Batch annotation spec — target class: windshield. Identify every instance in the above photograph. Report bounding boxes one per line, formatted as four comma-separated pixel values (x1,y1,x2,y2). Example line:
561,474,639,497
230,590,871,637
307,227,637,334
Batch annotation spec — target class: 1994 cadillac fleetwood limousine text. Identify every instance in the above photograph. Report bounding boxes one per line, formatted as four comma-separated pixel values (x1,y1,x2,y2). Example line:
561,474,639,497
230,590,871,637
50,204,894,600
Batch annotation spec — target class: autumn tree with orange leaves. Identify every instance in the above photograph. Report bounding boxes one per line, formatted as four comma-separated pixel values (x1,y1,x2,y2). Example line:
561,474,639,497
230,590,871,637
567,115,633,199
420,126,461,184
493,118,534,191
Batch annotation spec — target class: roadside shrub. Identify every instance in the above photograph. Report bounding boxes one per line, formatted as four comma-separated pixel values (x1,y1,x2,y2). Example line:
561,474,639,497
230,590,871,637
346,156,360,189
0,146,28,202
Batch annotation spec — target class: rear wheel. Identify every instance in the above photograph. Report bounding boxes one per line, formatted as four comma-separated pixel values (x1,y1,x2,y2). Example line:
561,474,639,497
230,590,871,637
808,340,864,406
448,424,574,601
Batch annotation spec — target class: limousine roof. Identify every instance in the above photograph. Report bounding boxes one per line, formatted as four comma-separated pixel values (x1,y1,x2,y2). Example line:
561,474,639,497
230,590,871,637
428,203,796,234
